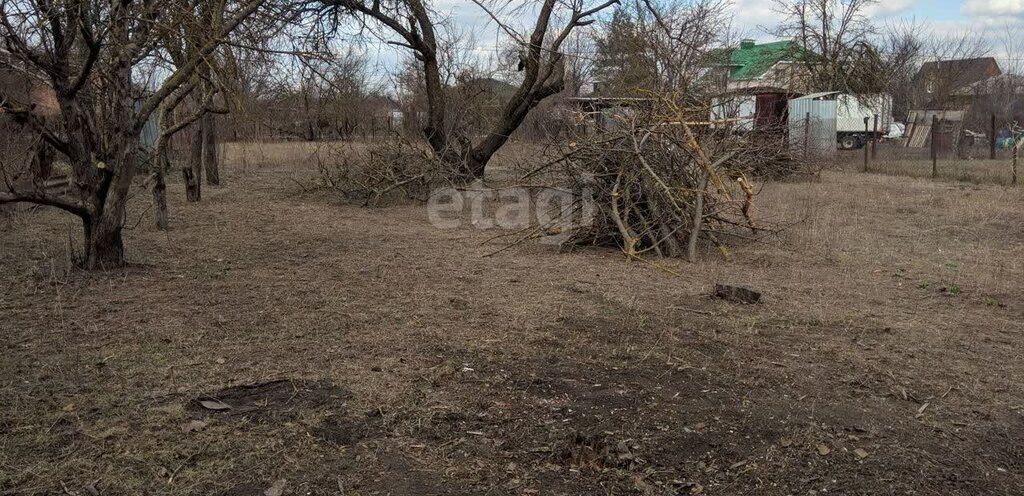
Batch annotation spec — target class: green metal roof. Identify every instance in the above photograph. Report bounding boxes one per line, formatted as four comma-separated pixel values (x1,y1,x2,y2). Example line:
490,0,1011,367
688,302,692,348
709,40,804,81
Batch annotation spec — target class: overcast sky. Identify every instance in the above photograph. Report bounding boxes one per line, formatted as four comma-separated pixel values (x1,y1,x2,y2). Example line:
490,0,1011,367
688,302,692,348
731,0,1021,35
358,0,1024,87
424,0,1024,38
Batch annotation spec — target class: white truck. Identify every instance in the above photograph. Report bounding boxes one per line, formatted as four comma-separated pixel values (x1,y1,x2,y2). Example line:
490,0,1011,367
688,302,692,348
835,94,893,150
711,92,893,150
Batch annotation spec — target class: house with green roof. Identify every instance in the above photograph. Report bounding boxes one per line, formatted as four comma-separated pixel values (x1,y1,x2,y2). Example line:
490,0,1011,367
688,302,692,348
705,39,810,131
705,39,809,93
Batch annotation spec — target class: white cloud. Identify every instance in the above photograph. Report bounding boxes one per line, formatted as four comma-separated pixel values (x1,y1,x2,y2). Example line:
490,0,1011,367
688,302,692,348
727,0,784,38
724,0,919,41
962,0,1024,17
864,0,917,18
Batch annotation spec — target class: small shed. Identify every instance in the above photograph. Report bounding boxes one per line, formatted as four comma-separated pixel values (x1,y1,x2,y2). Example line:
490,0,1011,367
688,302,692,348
566,97,653,134
788,92,838,159
904,109,965,152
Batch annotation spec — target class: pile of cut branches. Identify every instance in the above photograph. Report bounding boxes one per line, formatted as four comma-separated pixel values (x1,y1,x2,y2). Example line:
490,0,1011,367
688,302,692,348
314,136,464,206
521,98,799,262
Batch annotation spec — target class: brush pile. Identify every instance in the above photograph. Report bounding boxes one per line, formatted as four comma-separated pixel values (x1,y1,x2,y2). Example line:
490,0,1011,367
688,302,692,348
314,137,461,206
526,99,801,261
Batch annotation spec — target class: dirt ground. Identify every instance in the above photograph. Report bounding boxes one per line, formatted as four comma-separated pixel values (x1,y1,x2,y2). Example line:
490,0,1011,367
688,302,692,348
2,143,1023,495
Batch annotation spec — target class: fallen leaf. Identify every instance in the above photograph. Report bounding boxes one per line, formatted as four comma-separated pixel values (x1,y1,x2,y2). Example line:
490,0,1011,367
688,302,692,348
264,479,287,496
816,444,832,456
62,403,76,412
854,448,870,459
198,399,231,411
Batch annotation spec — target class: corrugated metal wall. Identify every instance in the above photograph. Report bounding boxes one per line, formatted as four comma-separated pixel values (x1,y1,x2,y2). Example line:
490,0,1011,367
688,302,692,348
788,98,837,159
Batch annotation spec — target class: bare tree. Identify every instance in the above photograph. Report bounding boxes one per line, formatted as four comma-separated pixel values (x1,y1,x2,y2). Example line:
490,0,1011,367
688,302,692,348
773,0,875,93
322,0,618,179
773,0,921,97
996,22,1024,77
875,20,923,118
156,0,240,202
0,0,265,268
636,0,730,92
148,81,227,229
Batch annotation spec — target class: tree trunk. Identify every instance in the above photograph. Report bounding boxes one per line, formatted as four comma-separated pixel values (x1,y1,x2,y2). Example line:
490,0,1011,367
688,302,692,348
152,152,169,230
409,0,464,166
421,54,454,159
81,137,137,269
185,117,203,202
466,86,560,178
687,171,709,263
466,136,501,179
84,213,126,270
204,113,220,185
303,91,316,141
32,144,54,180
152,103,172,230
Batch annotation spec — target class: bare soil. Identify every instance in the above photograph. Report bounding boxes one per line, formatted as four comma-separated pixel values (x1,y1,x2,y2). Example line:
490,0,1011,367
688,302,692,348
2,145,1023,495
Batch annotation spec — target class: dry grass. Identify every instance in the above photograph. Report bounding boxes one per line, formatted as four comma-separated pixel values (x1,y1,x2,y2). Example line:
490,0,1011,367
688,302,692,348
1,141,1023,495
219,139,553,175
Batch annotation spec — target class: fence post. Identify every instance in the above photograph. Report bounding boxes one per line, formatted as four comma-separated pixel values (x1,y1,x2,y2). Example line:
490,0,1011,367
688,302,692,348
804,112,810,159
931,115,939,178
990,113,997,160
872,114,879,160
863,116,869,172
1014,142,1019,186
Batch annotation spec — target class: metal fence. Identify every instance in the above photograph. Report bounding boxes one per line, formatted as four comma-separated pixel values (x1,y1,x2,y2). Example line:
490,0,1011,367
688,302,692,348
788,96,837,160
